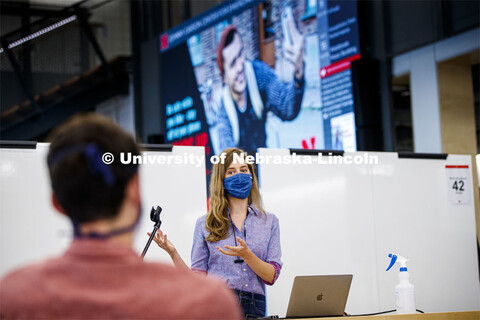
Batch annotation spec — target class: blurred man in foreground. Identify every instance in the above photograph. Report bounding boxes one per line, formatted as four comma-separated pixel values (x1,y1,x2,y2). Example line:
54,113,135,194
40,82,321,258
0,114,241,319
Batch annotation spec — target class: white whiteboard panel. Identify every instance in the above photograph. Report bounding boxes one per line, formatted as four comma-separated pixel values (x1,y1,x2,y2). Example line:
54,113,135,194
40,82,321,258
0,144,71,278
258,148,480,316
0,144,207,278
258,148,379,316
372,153,480,312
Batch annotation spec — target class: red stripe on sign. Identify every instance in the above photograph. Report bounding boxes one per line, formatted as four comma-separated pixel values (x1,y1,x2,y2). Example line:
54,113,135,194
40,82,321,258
445,165,469,169
320,53,361,79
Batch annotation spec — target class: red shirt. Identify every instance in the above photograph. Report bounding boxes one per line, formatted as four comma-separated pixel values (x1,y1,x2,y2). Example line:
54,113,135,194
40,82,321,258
0,239,241,319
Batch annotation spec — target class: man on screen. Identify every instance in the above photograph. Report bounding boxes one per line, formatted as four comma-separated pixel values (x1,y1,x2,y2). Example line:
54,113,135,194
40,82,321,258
213,23,305,153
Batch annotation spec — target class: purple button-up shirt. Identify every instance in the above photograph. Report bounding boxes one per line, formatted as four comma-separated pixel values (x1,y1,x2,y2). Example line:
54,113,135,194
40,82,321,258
191,206,282,296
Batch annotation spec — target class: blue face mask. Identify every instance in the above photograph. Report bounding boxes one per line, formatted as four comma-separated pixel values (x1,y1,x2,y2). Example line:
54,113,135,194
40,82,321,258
224,173,253,199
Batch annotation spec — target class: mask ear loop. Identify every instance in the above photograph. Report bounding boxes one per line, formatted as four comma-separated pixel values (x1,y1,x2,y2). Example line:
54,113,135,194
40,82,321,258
84,144,115,186
72,206,142,239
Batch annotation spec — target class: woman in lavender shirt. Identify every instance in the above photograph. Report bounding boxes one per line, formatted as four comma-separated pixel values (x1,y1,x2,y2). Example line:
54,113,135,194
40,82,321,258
150,148,282,318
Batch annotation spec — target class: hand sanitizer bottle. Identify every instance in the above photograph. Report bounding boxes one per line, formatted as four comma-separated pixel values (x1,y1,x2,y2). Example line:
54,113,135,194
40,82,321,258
386,253,416,314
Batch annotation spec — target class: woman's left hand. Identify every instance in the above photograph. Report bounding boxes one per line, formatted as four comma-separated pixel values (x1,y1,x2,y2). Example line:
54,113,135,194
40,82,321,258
216,237,252,260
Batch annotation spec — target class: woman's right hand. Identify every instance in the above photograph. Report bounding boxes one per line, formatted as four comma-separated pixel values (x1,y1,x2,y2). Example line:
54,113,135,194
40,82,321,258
147,229,177,257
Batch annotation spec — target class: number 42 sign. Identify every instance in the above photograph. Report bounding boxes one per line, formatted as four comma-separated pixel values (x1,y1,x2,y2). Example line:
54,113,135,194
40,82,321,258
445,165,470,205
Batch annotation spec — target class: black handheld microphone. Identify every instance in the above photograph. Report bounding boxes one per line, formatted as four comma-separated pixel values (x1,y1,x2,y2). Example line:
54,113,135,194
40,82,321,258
141,206,162,260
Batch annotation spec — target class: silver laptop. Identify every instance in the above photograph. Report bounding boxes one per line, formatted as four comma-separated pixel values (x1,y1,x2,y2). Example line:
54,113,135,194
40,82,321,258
286,275,353,318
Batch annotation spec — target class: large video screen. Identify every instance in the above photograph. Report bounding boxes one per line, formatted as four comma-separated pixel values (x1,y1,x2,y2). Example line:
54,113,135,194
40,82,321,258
159,0,360,160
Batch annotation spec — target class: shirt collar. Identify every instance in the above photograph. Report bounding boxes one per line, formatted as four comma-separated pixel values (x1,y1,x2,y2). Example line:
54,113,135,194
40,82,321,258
64,238,140,264
248,204,260,216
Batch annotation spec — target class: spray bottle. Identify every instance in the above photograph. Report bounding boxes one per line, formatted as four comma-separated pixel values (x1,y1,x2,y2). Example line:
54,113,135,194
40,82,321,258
386,253,416,314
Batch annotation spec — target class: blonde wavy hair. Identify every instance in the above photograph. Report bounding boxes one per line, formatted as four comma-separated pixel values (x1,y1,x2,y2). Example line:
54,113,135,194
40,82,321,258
205,148,265,242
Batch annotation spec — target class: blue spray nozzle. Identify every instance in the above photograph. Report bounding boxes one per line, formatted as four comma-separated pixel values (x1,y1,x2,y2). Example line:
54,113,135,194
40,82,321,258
386,253,409,272
386,254,397,271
